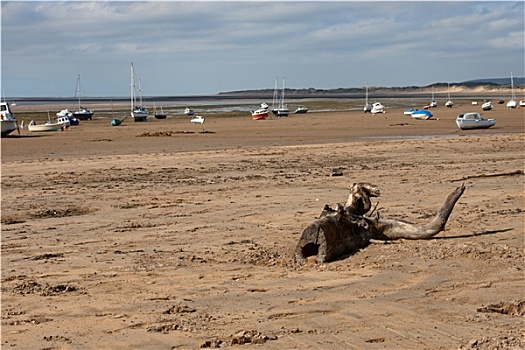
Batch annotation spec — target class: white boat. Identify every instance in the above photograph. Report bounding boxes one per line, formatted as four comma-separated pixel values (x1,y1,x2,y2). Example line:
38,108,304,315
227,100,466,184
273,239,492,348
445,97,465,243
456,112,496,130
481,101,493,111
272,77,289,117
445,82,453,107
184,108,194,115
507,72,517,108
1,101,18,137
130,63,148,122
190,115,205,124
364,85,372,113
27,120,63,132
295,107,308,114
55,116,71,128
72,74,94,120
56,109,73,118
410,109,433,120
371,102,384,114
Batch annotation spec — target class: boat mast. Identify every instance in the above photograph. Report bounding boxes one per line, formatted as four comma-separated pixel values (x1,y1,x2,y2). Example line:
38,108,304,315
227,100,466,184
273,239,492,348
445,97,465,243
76,74,82,109
272,77,278,110
280,77,285,109
138,78,144,106
130,63,135,113
510,72,515,100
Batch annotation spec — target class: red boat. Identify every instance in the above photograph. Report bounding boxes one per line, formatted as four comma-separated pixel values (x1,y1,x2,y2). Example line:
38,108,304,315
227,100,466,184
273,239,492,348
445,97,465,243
251,108,269,120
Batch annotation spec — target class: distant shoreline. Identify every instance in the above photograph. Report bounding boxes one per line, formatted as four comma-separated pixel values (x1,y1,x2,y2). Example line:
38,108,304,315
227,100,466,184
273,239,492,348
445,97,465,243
5,86,522,104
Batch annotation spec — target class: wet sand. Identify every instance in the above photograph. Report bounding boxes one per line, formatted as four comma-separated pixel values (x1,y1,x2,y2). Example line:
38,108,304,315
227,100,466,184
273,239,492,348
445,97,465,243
1,103,524,349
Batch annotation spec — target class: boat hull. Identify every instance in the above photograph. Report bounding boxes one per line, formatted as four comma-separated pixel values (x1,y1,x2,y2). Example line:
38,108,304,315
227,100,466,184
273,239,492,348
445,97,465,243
251,110,268,120
1,121,17,137
132,109,148,122
73,111,93,120
295,108,308,114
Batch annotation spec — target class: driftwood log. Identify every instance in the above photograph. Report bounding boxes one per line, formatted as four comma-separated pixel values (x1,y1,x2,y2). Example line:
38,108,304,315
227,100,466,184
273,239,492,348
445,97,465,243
295,183,466,265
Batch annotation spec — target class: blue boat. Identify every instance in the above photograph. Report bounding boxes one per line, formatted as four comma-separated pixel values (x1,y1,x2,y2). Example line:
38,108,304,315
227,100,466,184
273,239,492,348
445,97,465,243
410,109,433,120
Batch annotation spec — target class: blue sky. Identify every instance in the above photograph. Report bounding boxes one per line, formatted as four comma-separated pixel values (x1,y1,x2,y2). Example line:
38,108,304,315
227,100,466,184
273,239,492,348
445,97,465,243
1,1,524,97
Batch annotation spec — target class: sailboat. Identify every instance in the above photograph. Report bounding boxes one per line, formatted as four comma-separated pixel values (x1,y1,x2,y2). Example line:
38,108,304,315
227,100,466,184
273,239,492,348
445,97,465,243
130,63,148,122
507,72,517,109
72,74,94,120
272,77,289,117
364,85,372,113
153,103,167,119
430,86,437,107
445,82,453,108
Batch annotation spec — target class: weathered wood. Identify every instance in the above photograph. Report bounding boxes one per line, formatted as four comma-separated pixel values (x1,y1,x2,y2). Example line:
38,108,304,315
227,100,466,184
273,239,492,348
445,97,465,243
295,183,465,265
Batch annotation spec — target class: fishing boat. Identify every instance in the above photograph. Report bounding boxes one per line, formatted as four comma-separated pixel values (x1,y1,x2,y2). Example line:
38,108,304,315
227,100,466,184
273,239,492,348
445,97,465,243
371,102,384,114
445,82,453,107
456,112,495,130
364,85,372,113
481,101,493,111
153,103,167,119
272,78,289,117
130,63,148,122
184,108,194,115
190,115,205,124
251,108,269,120
72,75,94,120
507,72,517,109
410,109,433,120
1,101,18,137
27,115,65,132
28,121,63,132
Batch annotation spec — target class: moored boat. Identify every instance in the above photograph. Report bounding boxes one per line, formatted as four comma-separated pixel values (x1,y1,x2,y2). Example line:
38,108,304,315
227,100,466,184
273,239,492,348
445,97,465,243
456,112,495,130
295,107,308,114
27,120,64,132
153,103,167,119
371,102,384,114
56,109,73,118
1,101,18,137
72,75,94,120
481,101,493,111
272,78,289,117
445,82,453,108
251,108,269,120
190,115,205,124
130,63,148,122
184,108,194,115
507,72,517,109
410,109,433,120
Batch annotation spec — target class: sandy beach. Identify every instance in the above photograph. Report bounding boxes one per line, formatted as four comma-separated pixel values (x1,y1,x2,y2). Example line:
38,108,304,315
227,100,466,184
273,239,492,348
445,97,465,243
1,102,524,349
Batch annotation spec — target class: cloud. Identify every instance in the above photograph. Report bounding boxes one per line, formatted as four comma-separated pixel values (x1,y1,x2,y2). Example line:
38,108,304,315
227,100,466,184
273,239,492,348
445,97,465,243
1,1,523,97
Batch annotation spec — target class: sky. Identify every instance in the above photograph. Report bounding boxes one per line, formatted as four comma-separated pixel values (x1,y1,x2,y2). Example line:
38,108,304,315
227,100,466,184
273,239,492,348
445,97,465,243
1,1,524,98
